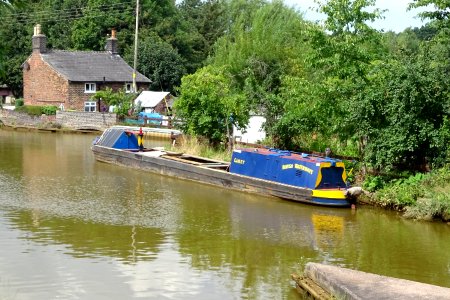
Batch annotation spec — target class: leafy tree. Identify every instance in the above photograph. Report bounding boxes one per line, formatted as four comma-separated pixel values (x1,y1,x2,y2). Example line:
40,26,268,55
0,6,31,96
212,1,309,135
92,88,135,118
351,45,450,170
125,34,186,94
177,0,227,72
409,0,450,29
174,66,248,146
274,0,384,152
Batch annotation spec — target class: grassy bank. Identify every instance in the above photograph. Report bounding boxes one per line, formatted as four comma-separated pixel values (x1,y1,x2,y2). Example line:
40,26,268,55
362,166,450,222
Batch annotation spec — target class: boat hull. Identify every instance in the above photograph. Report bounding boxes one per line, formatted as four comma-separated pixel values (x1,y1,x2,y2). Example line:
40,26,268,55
92,145,352,207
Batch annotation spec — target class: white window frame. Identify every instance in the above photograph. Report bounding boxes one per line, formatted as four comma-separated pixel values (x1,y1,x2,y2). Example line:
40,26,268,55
84,101,97,112
85,83,96,93
125,83,132,93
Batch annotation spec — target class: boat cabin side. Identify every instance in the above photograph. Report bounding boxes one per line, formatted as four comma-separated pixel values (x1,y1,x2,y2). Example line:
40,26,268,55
229,148,348,191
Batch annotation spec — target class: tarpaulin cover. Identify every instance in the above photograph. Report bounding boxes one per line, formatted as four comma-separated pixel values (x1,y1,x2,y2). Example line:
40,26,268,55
95,128,139,150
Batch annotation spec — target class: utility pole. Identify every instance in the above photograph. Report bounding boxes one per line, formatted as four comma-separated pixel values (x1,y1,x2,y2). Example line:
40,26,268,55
132,0,140,93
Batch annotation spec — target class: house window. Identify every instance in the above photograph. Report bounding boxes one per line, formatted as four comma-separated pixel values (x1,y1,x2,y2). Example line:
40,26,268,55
84,101,97,112
125,83,132,93
85,83,96,93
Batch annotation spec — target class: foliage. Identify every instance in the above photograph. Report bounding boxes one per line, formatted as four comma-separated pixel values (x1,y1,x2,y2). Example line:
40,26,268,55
14,98,24,108
362,175,386,192
373,167,450,221
352,44,450,171
174,65,248,146
124,34,187,94
409,0,450,29
171,135,232,162
0,0,228,97
92,88,135,118
15,105,42,116
41,105,57,115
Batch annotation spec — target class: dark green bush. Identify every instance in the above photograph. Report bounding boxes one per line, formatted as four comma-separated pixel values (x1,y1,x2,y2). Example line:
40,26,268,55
15,98,24,108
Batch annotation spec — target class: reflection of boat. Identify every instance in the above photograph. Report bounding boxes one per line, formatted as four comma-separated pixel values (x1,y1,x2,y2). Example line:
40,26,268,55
92,128,359,207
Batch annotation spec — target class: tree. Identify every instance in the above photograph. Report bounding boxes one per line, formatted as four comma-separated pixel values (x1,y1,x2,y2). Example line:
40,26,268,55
353,48,450,170
92,88,135,118
174,66,248,147
211,0,310,136
124,34,187,94
273,0,384,152
409,0,450,29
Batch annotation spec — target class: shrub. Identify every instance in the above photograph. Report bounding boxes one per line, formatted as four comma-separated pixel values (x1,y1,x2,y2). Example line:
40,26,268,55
26,106,43,116
42,105,57,115
15,98,24,108
362,175,386,192
14,105,42,116
373,166,450,220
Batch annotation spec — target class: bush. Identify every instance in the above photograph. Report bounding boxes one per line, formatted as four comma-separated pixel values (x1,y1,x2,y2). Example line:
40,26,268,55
362,175,386,192
26,106,43,116
15,98,24,108
42,105,57,115
373,166,450,220
14,105,42,116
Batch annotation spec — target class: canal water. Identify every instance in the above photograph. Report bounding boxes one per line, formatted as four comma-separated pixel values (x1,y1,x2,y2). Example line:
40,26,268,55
0,129,449,299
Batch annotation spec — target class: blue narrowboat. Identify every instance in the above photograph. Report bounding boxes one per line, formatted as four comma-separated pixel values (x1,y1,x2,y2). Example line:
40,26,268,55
92,127,360,207
230,148,351,206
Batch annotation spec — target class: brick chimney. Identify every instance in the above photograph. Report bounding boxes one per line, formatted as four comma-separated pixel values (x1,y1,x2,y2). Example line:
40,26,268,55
32,24,47,54
105,29,118,54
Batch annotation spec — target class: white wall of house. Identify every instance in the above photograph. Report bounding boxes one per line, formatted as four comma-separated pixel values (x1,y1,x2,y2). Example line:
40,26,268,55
234,116,266,144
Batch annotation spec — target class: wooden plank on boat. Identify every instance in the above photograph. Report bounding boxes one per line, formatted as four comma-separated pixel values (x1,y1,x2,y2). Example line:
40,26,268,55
162,155,204,165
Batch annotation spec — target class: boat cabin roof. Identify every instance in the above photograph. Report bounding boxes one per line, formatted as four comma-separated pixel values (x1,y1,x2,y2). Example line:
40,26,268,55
237,148,341,164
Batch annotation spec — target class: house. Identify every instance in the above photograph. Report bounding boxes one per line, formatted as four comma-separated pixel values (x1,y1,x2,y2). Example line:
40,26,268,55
22,24,151,112
134,91,174,115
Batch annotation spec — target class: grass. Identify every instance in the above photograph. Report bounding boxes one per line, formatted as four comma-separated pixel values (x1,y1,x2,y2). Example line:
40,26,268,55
369,166,450,222
171,135,232,162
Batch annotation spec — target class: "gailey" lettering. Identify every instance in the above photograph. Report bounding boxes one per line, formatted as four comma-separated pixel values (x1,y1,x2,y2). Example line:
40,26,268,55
233,158,245,164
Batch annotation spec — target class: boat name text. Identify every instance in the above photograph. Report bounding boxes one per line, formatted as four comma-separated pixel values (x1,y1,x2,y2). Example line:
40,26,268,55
282,164,314,174
233,158,245,165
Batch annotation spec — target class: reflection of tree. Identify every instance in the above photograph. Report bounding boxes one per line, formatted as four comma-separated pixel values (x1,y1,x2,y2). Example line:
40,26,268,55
344,209,450,286
7,210,164,263
173,184,355,298
0,130,24,178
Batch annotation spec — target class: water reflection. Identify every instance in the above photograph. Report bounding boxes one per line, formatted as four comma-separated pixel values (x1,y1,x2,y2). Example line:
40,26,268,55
6,209,164,262
0,129,449,300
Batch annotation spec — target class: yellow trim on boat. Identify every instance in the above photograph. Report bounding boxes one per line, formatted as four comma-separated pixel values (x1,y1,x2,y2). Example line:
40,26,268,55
312,189,346,199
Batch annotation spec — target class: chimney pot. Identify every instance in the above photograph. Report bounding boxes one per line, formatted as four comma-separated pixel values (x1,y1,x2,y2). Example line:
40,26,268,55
34,24,41,36
105,29,118,54
32,24,47,53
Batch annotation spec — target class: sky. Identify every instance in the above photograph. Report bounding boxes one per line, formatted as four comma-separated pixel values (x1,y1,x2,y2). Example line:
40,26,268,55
284,0,428,32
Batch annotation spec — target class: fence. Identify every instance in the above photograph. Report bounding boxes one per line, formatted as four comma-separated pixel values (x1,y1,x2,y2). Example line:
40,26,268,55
124,115,182,129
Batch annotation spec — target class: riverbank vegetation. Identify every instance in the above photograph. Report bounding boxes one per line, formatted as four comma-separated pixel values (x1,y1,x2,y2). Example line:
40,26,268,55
0,0,449,220
363,167,450,222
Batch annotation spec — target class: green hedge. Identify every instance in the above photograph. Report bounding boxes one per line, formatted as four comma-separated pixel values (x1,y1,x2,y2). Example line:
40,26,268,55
15,105,57,116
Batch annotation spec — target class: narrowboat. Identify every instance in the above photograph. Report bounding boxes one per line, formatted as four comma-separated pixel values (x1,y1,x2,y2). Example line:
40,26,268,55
91,127,361,207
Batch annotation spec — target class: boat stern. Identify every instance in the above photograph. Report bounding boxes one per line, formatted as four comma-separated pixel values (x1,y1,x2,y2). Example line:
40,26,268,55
311,189,352,207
